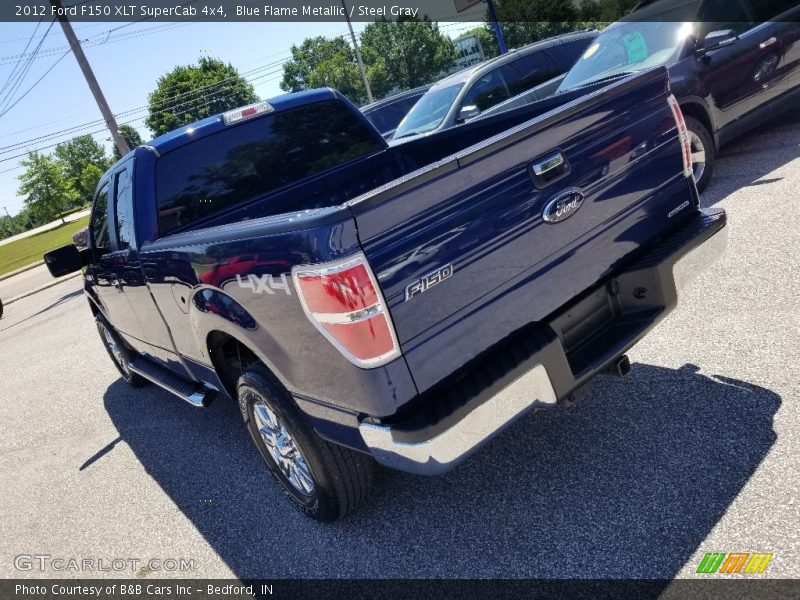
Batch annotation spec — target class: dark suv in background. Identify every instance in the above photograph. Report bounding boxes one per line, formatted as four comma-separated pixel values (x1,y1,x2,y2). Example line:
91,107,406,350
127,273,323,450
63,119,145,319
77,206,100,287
392,30,598,141
558,0,800,191
361,85,431,140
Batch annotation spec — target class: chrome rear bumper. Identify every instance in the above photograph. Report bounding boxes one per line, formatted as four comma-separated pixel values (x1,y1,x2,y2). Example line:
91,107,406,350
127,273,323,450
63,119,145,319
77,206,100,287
359,364,557,476
359,208,727,476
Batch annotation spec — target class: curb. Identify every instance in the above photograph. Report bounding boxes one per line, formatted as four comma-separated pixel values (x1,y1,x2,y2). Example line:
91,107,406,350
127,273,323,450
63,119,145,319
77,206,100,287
0,260,45,281
4,271,82,306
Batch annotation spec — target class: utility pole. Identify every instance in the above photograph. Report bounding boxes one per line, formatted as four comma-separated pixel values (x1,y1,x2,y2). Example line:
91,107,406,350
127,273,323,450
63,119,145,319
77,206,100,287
3,207,9,218
50,0,130,156
486,0,508,54
340,0,374,104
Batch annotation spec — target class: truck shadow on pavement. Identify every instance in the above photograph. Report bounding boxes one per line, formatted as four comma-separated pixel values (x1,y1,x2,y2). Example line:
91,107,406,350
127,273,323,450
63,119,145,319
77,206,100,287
101,361,779,579
701,109,800,209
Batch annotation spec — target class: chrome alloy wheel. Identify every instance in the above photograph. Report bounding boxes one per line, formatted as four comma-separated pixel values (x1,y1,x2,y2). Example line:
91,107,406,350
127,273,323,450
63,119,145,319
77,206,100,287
689,129,707,183
252,399,315,495
102,325,130,377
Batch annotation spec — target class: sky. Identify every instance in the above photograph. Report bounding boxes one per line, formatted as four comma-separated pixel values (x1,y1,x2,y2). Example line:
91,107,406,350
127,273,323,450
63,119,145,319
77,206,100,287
0,12,484,216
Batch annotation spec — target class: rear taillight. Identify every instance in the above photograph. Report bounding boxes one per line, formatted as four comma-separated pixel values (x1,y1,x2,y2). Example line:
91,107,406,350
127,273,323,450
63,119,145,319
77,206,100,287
292,253,401,368
667,94,693,179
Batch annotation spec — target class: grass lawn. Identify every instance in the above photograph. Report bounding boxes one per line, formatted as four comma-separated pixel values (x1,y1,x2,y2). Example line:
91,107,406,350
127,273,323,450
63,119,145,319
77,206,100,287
0,216,89,277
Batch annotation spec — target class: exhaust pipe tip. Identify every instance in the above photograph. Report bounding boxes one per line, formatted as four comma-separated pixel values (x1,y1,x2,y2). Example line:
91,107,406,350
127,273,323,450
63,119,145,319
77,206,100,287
605,354,631,378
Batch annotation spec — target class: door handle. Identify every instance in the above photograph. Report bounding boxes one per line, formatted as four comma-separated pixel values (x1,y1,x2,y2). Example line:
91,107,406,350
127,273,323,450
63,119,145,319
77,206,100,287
532,152,565,176
760,37,778,49
530,151,570,189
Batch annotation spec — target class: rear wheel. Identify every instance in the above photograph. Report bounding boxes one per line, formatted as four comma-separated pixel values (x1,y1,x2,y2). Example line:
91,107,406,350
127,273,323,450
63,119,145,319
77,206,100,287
685,115,715,193
239,364,376,521
96,317,146,387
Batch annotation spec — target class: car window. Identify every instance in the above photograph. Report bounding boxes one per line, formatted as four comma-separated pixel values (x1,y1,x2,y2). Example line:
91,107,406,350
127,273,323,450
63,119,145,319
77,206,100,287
700,0,755,35
752,0,798,20
549,38,597,72
506,52,560,96
559,18,700,91
364,96,419,134
90,183,110,251
461,68,510,112
155,100,384,235
393,84,464,138
113,167,134,249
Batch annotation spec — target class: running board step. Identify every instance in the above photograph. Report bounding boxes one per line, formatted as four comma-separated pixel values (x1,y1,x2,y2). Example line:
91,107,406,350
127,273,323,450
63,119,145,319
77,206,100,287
129,358,215,407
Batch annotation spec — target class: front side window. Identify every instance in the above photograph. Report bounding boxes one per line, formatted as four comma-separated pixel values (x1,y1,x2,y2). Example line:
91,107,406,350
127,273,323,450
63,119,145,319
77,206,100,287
156,100,384,235
752,0,798,20
700,0,755,35
90,183,110,251
393,83,464,138
114,168,134,249
461,69,511,111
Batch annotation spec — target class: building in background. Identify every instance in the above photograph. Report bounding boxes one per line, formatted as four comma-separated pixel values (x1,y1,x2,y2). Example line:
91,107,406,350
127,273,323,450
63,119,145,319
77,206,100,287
454,33,485,70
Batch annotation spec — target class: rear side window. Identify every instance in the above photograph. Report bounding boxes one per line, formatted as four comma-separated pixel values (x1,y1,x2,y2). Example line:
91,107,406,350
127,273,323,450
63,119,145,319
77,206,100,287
507,51,560,95
156,100,383,235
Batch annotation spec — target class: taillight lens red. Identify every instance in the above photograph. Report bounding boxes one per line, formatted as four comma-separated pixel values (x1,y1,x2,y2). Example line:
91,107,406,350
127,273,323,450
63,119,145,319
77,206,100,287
667,95,693,179
293,254,400,368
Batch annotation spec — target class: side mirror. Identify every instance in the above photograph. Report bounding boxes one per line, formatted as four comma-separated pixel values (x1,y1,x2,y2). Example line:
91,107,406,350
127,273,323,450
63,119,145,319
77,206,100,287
43,244,84,278
697,30,739,56
457,105,481,122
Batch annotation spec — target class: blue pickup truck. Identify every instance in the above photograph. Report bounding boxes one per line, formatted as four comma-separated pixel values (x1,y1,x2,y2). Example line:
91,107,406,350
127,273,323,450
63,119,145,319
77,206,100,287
45,68,727,521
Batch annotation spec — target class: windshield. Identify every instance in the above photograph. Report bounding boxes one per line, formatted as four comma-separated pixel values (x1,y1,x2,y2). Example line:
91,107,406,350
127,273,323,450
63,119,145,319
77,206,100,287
558,20,698,91
393,84,464,139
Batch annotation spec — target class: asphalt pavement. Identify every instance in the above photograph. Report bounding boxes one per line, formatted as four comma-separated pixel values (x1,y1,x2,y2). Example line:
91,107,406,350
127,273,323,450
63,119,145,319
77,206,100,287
0,113,798,581
0,264,79,302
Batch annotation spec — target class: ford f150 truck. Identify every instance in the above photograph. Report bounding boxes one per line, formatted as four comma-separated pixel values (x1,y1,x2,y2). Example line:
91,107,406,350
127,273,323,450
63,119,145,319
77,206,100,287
45,68,727,521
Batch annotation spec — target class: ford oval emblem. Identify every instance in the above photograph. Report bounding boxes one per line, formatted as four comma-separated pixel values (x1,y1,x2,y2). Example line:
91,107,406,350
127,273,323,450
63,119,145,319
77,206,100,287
542,189,585,224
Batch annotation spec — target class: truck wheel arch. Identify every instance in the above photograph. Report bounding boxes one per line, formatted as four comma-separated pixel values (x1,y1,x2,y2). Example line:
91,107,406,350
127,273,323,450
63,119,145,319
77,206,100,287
206,331,280,401
679,99,717,150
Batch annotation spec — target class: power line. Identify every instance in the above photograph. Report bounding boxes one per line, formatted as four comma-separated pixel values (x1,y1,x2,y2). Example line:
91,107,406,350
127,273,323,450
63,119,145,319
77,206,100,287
0,57,289,153
0,19,57,114
0,49,72,119
0,17,477,158
0,18,43,97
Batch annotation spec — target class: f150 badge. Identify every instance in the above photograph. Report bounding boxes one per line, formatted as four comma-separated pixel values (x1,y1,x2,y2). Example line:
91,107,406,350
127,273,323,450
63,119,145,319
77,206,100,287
405,264,454,301
542,189,585,223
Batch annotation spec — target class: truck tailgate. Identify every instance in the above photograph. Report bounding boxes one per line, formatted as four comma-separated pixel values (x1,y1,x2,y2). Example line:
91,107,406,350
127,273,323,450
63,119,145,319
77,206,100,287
349,68,695,393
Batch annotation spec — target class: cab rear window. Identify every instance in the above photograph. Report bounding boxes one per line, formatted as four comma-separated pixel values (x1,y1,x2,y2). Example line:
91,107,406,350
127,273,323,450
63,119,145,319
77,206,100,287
155,100,383,235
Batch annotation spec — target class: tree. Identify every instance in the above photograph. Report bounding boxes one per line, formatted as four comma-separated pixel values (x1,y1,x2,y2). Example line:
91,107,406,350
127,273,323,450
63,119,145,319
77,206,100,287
463,26,500,60
17,152,78,224
360,17,456,94
280,35,358,97
146,56,258,136
280,36,372,103
79,163,104,201
112,124,144,160
54,135,109,207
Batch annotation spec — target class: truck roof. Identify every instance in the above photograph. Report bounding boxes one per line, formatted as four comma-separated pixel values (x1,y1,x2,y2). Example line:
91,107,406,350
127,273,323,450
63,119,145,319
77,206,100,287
143,88,344,157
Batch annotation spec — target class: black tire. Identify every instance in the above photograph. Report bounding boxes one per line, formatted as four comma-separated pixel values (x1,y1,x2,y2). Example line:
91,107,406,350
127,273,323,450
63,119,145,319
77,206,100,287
685,115,715,193
238,364,376,521
96,317,146,387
